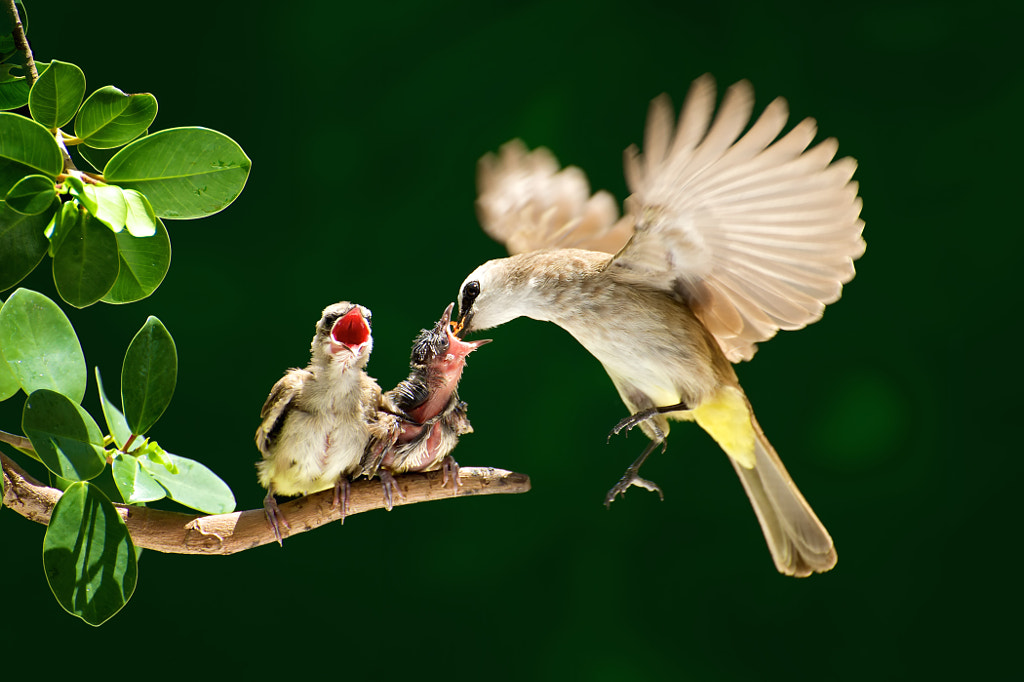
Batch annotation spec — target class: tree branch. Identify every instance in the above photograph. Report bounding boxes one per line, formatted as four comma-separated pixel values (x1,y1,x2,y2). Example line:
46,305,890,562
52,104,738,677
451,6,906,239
1,452,530,554
3,0,37,85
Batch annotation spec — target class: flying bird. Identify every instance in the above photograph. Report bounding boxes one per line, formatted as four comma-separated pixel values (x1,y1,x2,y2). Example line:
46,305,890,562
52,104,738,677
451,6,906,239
255,302,383,544
454,75,865,576
362,304,489,509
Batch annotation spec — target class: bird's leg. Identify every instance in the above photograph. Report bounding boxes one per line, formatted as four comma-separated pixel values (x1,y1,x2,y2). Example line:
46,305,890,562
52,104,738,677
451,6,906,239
332,477,351,525
608,400,690,441
604,437,669,508
441,455,461,494
379,470,406,511
263,488,290,546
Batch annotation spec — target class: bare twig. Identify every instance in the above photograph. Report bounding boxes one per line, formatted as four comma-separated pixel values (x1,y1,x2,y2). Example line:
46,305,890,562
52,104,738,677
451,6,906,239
0,429,32,452
1,452,530,554
4,0,38,85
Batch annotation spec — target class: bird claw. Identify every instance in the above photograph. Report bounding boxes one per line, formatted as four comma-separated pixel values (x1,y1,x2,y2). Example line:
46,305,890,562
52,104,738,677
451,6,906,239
332,478,350,525
380,470,406,511
607,409,657,442
263,492,290,546
441,455,461,494
603,469,665,508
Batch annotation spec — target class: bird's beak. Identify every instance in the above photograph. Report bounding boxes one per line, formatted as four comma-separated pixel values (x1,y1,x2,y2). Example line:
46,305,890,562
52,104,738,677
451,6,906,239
452,310,471,338
330,307,371,359
443,303,489,356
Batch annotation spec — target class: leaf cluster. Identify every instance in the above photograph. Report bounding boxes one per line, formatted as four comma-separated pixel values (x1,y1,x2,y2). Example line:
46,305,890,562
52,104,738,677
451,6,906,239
1,289,236,624
2,6,245,626
2,36,250,308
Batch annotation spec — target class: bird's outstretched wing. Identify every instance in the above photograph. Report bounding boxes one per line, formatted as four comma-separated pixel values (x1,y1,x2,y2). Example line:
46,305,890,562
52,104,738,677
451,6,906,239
475,139,634,256
611,75,866,361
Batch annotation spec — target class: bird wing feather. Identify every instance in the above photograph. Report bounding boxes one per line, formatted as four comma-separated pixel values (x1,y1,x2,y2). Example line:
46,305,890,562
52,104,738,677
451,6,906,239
473,76,864,362
475,139,634,256
254,369,310,455
610,75,866,361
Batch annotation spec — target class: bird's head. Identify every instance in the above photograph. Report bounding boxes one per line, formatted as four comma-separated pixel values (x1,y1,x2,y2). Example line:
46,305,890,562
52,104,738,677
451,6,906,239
454,257,536,335
313,302,373,370
413,302,490,374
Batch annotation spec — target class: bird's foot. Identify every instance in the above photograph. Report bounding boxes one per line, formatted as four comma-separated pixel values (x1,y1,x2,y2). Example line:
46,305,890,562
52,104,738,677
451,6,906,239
603,468,665,508
607,401,689,442
608,409,658,441
263,492,290,546
332,478,351,525
441,455,461,494
380,470,406,511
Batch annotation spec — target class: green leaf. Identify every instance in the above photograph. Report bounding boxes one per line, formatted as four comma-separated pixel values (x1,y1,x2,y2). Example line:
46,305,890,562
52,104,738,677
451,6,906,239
74,86,157,149
101,217,170,304
5,173,56,214
82,183,127,232
0,200,50,290
28,60,86,129
104,127,251,219
122,316,176,434
53,212,119,308
139,446,236,514
23,388,106,481
0,299,19,401
0,112,63,195
43,481,137,626
77,130,146,173
0,75,31,111
95,367,131,449
0,288,86,402
62,173,85,196
122,189,156,237
0,54,46,111
135,438,176,473
0,62,50,112
111,453,166,504
44,199,79,256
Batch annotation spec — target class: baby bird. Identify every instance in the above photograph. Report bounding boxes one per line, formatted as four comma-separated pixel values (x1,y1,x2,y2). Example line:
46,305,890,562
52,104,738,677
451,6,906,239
363,303,489,509
256,302,382,544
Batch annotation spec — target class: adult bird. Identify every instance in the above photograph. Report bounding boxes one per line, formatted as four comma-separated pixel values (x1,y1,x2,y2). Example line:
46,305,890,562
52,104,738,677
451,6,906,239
454,75,864,576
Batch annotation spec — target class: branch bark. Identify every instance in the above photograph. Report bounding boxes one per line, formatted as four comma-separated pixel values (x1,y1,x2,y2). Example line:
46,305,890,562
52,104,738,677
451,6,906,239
1,452,530,555
3,0,38,85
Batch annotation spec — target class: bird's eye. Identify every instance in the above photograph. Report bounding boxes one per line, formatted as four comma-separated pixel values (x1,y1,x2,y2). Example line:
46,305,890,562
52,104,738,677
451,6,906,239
461,280,481,313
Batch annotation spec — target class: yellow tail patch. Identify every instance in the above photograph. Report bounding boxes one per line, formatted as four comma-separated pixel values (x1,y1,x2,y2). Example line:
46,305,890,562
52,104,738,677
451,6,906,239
692,386,756,469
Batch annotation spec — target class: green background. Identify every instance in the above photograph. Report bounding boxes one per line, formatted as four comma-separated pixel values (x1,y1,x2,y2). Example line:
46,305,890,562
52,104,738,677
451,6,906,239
3,0,1019,677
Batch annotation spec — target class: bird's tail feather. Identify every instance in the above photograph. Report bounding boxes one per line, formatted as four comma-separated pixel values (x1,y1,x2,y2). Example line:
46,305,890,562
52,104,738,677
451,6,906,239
729,409,837,577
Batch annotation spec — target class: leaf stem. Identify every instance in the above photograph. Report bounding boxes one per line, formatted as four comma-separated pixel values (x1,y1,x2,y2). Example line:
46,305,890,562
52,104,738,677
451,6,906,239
3,0,37,85
0,428,40,462
54,129,79,174
0,428,32,451
121,433,138,453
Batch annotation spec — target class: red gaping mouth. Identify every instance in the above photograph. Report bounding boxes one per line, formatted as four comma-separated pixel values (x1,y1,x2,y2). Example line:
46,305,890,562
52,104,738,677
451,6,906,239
442,303,490,359
331,307,370,352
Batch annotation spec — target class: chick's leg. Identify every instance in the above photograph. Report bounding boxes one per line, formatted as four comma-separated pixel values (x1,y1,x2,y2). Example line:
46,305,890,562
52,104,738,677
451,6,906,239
263,487,290,546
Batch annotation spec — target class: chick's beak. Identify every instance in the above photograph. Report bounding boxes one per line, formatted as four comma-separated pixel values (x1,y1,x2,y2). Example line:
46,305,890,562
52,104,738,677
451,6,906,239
444,303,490,358
330,306,371,359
